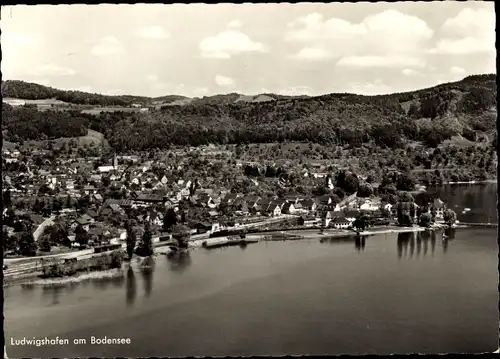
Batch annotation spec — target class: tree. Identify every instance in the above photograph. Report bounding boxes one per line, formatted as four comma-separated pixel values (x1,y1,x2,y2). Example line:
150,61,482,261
75,224,89,247
398,191,414,203
138,222,154,257
419,212,432,228
19,233,37,256
38,234,52,252
172,224,191,249
125,221,137,260
357,184,373,198
353,215,369,231
443,209,457,226
396,172,416,191
398,211,413,227
163,208,177,231
65,195,73,209
3,189,12,208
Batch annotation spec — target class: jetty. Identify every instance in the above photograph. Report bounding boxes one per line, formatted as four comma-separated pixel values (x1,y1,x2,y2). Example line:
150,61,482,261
202,236,258,249
456,222,498,228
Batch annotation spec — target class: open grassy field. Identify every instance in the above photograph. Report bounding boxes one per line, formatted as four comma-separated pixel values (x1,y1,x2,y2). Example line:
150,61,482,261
21,129,109,150
3,97,70,106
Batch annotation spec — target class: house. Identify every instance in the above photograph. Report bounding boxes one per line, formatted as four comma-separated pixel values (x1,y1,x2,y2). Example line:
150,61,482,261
87,225,107,245
223,193,241,205
71,214,94,231
299,215,318,227
146,211,163,226
232,198,249,214
344,210,360,224
86,209,99,219
208,210,219,218
321,211,335,227
330,215,351,229
300,199,317,212
244,196,261,209
267,203,282,217
197,193,217,208
93,193,103,203
282,202,296,215
431,198,446,219
359,199,380,212
256,198,273,213
193,221,213,234
84,185,97,195
284,195,301,204
134,194,166,206
98,166,115,173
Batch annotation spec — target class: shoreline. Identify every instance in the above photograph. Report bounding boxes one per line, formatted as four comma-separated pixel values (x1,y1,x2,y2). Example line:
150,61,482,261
444,179,497,185
4,223,494,287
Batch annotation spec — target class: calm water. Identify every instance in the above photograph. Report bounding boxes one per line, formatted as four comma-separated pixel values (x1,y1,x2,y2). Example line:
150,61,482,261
5,184,499,357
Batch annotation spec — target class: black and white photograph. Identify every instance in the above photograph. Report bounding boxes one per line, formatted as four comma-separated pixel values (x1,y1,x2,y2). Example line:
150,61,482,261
1,2,498,358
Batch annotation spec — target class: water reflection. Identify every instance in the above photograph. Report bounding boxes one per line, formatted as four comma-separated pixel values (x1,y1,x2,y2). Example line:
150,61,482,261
355,236,366,252
431,231,436,255
140,257,155,298
166,250,192,273
397,232,414,259
21,283,36,292
42,284,63,306
92,273,126,290
398,230,456,258
125,266,137,307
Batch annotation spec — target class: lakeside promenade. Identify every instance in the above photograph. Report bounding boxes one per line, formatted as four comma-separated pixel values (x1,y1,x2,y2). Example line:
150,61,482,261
4,221,495,284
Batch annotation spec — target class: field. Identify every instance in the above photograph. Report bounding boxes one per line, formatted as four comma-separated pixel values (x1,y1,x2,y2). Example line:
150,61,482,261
21,129,108,150
3,97,70,107
81,107,148,115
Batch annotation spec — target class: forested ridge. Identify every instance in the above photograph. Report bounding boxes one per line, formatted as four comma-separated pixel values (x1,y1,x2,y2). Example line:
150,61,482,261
2,74,496,151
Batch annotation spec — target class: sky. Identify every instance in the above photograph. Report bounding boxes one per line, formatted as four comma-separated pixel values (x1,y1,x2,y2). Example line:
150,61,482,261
1,2,496,97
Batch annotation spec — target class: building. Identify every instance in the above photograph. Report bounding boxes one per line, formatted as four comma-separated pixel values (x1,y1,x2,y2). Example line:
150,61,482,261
432,198,446,219
331,216,351,229
281,202,296,215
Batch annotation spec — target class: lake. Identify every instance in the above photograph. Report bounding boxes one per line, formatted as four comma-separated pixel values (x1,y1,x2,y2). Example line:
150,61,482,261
4,184,498,357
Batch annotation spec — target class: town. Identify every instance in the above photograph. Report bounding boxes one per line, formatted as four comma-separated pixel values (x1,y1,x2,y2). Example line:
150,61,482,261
2,141,458,264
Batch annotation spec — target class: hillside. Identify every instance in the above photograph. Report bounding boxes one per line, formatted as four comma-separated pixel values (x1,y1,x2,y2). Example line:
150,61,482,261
2,74,496,152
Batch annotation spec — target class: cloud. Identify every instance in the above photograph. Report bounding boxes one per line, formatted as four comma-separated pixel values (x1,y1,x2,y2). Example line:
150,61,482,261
291,47,335,61
286,9,433,64
348,80,393,96
200,30,266,59
31,64,76,77
215,75,235,87
431,8,495,54
91,36,125,56
402,68,420,77
137,25,170,39
227,20,243,29
337,55,425,69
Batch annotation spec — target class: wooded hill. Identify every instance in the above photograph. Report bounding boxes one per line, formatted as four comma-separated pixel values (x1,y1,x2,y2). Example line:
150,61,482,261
1,74,496,152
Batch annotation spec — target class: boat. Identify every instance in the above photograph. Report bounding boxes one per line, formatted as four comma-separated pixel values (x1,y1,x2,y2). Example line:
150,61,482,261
464,208,471,212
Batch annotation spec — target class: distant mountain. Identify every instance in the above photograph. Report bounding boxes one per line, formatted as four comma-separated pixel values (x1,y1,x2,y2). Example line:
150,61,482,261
1,80,307,107
2,74,496,152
